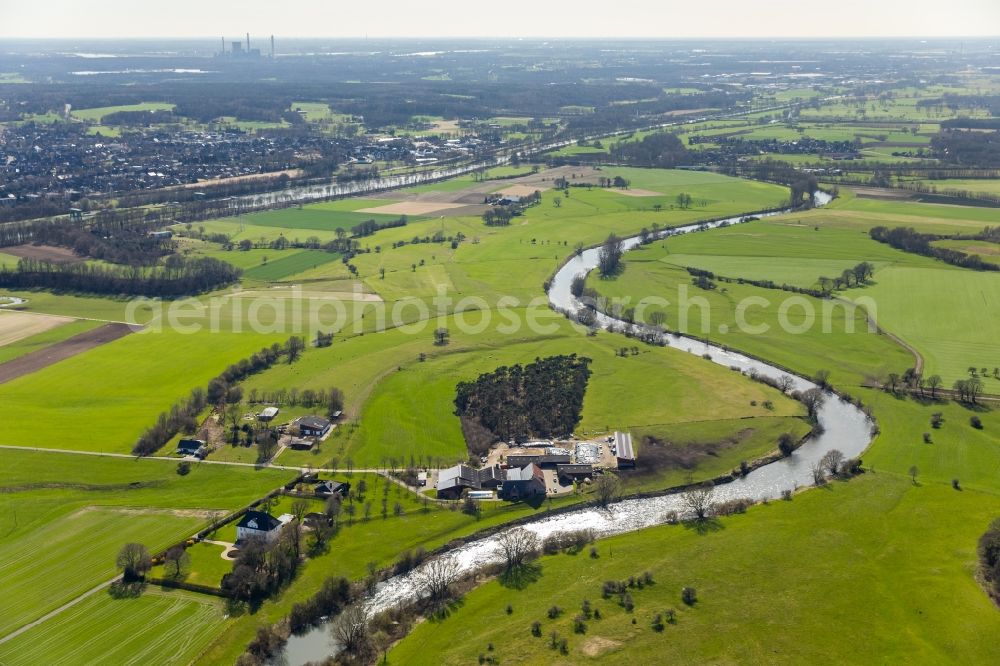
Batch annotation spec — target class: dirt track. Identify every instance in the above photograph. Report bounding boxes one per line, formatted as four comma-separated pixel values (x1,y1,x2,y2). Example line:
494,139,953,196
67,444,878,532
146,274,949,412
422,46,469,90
0,322,134,384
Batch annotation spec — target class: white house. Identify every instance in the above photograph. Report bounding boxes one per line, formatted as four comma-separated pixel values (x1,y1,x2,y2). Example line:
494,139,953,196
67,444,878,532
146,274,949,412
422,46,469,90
235,510,285,543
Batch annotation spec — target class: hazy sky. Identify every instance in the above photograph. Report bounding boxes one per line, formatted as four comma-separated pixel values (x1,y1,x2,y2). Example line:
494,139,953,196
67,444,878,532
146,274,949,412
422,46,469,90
1,0,999,39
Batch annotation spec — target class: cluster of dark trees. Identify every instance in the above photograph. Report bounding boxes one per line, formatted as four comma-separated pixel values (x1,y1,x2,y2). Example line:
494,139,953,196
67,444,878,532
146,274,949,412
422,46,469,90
608,132,690,168
454,354,593,442
287,576,354,635
597,233,625,277
101,109,178,126
351,216,407,238
689,134,861,157
870,226,999,272
931,129,1000,168
979,517,1000,603
482,204,520,226
726,159,818,208
26,215,174,265
0,255,241,297
221,527,300,602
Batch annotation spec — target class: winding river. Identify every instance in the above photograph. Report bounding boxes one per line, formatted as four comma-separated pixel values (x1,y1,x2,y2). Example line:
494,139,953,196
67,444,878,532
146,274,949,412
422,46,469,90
281,191,874,664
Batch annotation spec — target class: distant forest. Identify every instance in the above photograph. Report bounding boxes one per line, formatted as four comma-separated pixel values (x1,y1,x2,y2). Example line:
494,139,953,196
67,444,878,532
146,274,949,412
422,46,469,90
454,354,592,449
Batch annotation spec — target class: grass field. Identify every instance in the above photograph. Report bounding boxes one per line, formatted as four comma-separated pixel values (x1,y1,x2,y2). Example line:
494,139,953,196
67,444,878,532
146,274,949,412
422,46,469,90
388,473,1000,665
0,449,292,636
0,327,288,452
71,102,175,123
0,588,228,666
847,266,1000,389
330,321,804,467
242,249,343,281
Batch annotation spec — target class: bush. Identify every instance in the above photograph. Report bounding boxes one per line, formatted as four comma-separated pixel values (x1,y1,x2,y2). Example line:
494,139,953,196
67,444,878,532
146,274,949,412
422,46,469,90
572,615,587,634
652,613,665,632
681,586,697,606
547,605,562,619
530,621,542,637
714,498,753,516
176,461,191,476
971,416,984,429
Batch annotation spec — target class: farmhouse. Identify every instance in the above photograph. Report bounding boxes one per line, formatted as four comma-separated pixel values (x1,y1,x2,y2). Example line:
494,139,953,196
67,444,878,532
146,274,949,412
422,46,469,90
176,438,207,458
314,480,350,498
297,415,332,438
500,463,546,500
615,431,636,468
436,464,503,499
235,510,288,543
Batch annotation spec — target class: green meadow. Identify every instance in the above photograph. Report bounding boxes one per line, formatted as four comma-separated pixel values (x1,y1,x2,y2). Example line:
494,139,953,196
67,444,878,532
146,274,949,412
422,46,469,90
0,450,292,636
389,474,1000,665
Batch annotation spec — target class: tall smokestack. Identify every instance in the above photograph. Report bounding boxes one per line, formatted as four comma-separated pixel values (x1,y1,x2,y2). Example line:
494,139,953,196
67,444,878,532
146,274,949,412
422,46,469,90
221,37,225,54
270,35,275,58
246,32,250,51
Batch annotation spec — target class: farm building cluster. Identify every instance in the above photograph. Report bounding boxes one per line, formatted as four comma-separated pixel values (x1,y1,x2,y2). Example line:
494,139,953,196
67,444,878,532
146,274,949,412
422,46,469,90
434,431,636,500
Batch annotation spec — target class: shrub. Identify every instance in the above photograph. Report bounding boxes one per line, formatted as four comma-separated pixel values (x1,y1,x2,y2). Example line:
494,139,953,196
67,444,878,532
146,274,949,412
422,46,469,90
547,605,562,619
781,489,793,501
176,461,191,476
589,546,599,559
953,478,962,490
652,613,665,632
530,621,542,637
971,415,984,429
572,615,587,634
923,432,932,444
715,498,753,516
681,587,697,606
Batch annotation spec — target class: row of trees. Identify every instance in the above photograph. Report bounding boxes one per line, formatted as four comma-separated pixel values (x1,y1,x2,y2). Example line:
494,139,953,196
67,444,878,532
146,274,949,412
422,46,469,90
870,226,999,272
133,338,304,455
0,255,241,297
454,354,593,443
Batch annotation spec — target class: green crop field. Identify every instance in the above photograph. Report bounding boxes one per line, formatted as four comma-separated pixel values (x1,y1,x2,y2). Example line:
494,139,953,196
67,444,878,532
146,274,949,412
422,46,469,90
0,449,292,636
0,328,288,452
242,249,343,281
0,589,229,666
71,102,176,122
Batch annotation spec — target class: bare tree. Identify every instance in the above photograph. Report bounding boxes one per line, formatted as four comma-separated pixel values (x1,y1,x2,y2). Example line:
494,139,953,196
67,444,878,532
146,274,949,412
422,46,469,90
820,449,845,477
331,604,369,656
594,471,623,507
777,375,794,393
682,482,715,521
496,528,540,571
811,462,827,485
799,388,825,420
116,543,151,581
416,556,459,601
163,545,190,579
